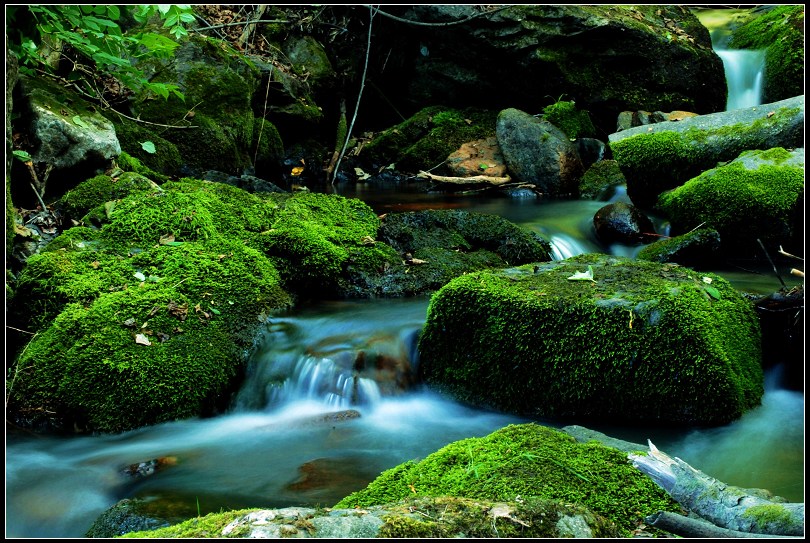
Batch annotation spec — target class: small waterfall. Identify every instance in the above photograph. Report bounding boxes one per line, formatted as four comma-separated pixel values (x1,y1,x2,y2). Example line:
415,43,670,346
716,48,765,110
694,7,766,111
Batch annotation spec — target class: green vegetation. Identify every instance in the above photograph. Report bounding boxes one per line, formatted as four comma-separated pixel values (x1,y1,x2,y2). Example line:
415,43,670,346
6,5,194,101
335,423,679,537
362,106,498,173
655,147,804,255
542,100,597,140
418,253,764,425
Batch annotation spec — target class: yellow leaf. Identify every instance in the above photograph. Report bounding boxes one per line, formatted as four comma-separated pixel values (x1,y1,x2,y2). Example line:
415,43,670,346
291,166,305,176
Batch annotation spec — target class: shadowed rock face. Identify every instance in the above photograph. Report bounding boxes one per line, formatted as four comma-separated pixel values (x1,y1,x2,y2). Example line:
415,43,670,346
368,5,726,135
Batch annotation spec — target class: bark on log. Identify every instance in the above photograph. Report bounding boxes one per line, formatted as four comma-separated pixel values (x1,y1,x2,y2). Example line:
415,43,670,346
416,170,513,186
646,511,802,538
630,441,804,536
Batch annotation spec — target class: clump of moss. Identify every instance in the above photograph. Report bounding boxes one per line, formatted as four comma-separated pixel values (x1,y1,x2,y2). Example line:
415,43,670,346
57,172,158,224
578,159,627,200
542,100,597,140
249,191,383,295
335,423,679,537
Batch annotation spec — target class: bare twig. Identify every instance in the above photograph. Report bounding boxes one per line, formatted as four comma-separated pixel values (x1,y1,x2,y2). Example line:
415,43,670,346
111,109,198,129
332,5,376,184
757,238,787,289
254,70,273,166
778,246,804,261
369,5,514,27
237,5,268,48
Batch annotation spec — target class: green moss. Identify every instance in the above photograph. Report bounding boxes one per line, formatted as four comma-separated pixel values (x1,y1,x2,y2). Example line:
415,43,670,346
578,160,627,200
636,228,721,266
58,173,158,223
417,254,763,425
542,100,597,140
109,119,182,179
119,509,260,538
117,151,173,184
741,504,800,533
363,107,498,173
249,192,381,294
335,423,679,537
655,148,804,254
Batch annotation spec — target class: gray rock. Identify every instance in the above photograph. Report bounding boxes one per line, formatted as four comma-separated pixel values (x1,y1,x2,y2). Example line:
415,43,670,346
496,108,583,196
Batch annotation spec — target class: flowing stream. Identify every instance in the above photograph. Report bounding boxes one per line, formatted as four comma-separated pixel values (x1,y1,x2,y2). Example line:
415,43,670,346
6,9,803,538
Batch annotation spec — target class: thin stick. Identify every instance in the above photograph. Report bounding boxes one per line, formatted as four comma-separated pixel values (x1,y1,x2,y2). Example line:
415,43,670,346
778,246,804,261
332,5,376,184
757,238,787,290
254,70,272,166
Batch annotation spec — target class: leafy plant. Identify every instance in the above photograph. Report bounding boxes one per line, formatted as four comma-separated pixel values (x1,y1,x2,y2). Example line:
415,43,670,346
7,5,194,102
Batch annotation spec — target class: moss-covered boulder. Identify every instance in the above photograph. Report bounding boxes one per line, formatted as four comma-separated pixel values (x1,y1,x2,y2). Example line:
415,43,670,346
636,228,723,268
578,159,627,201
6,179,294,433
370,209,553,297
608,95,804,209
359,106,498,174
417,253,764,425
655,147,804,258
728,6,804,104
108,32,283,180
335,423,680,537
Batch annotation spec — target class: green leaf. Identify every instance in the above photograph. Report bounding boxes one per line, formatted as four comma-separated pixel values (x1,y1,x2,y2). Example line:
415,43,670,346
13,150,32,162
704,286,721,300
567,265,596,282
133,271,146,282
72,115,91,129
210,308,221,315
140,141,157,154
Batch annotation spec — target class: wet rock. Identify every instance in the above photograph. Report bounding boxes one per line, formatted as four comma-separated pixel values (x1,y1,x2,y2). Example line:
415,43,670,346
593,201,657,245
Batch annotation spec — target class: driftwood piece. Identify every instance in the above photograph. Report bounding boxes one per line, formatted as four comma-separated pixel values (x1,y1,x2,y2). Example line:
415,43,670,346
630,441,804,536
417,170,513,186
646,511,801,538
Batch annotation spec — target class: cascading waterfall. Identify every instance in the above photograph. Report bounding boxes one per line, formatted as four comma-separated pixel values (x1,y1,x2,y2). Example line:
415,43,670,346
695,7,766,111
716,48,765,110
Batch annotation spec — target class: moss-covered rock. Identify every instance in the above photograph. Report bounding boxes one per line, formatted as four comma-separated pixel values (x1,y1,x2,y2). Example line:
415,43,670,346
6,179,294,433
636,228,723,268
542,99,597,140
335,423,680,537
360,106,498,174
608,96,804,209
116,493,621,538
655,147,804,257
106,32,285,179
578,159,627,200
364,209,553,298
728,6,804,104
417,253,764,425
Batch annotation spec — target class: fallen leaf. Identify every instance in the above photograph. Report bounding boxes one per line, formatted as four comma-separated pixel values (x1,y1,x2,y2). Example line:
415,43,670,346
567,265,596,282
291,166,305,176
135,333,152,346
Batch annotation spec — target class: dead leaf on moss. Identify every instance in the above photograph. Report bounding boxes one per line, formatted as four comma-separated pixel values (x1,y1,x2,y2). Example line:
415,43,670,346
135,333,152,346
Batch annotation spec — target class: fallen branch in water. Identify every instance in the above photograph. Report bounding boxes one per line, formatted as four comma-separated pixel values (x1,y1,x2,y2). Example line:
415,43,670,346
416,170,513,186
